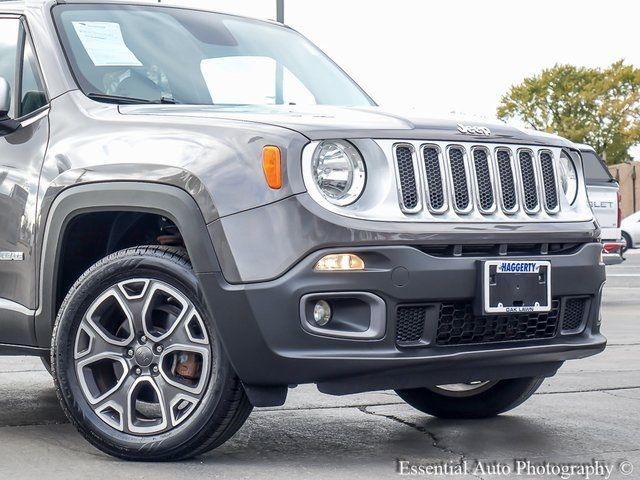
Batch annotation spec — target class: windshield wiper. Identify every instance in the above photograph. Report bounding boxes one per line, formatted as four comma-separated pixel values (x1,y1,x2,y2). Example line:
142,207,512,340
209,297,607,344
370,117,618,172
87,93,179,105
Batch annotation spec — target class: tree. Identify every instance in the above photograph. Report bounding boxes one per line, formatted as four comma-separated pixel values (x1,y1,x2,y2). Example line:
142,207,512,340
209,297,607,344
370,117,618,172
497,61,640,164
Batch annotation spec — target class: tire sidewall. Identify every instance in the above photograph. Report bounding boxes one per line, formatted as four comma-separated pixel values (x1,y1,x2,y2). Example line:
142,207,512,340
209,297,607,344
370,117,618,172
396,377,544,419
53,250,234,459
622,232,631,254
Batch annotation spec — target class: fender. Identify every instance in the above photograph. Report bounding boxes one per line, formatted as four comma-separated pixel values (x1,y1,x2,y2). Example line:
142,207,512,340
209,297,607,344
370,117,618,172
34,182,222,348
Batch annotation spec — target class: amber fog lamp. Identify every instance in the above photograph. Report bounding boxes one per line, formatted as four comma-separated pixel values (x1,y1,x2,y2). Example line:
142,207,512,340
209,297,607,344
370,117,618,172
314,254,365,272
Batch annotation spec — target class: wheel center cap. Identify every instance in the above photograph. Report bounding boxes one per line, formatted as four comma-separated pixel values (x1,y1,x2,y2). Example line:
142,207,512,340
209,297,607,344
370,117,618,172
134,346,154,367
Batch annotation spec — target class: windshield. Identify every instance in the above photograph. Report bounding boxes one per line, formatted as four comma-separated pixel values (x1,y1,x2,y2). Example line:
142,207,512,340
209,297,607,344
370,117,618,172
53,5,374,107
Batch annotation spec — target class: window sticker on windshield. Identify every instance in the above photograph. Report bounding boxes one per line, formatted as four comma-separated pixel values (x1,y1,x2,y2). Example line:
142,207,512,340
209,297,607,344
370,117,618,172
72,21,142,67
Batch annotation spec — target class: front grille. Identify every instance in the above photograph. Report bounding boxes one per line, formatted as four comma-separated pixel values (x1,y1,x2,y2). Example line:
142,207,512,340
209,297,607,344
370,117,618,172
496,149,518,212
395,299,572,347
416,243,582,257
472,148,495,212
540,151,559,211
396,307,426,344
436,300,560,346
392,142,564,217
518,150,539,212
394,145,420,211
561,298,588,332
422,146,446,211
447,147,471,212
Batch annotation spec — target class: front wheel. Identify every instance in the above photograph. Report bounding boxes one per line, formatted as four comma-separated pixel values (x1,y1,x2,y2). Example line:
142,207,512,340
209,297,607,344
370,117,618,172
52,246,252,461
395,377,544,419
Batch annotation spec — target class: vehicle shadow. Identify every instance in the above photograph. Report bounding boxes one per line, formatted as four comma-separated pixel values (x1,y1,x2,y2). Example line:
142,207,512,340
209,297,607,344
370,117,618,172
200,407,571,467
0,377,627,471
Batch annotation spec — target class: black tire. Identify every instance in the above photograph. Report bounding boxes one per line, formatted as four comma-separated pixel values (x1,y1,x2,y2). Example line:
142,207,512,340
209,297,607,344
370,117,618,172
622,232,632,254
52,246,252,461
395,377,544,419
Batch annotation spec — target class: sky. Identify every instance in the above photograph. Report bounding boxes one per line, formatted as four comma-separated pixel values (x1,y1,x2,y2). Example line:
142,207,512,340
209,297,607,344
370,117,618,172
167,0,640,124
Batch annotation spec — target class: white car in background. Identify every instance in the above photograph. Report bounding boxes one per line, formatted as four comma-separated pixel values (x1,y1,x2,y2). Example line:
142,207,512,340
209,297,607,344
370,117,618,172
622,210,640,252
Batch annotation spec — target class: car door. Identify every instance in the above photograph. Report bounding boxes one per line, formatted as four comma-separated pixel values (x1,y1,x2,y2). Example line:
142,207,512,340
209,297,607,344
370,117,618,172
0,16,49,345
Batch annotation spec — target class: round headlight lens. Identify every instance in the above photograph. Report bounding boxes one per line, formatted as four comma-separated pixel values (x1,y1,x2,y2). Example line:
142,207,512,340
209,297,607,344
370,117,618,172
311,140,366,206
559,151,578,205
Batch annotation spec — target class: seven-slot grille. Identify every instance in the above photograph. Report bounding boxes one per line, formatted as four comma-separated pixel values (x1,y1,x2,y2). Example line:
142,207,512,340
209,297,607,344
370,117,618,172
447,147,471,212
471,148,495,213
496,149,518,212
540,151,560,211
394,145,420,212
393,144,561,216
518,150,539,212
422,146,446,212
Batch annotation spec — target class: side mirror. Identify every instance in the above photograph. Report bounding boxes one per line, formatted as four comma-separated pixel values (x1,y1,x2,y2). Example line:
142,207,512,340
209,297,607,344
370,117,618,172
0,77,18,135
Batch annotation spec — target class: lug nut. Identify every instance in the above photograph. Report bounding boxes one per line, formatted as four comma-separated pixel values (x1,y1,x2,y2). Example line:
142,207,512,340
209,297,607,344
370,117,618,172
127,349,134,358
152,365,159,374
134,367,142,376
140,335,147,344
155,345,163,354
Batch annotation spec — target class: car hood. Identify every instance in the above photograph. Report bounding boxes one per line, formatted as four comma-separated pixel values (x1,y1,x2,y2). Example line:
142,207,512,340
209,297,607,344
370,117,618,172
119,104,573,147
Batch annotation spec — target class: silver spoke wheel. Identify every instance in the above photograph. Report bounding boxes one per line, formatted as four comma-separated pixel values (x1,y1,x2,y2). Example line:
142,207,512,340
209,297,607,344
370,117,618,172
428,381,498,398
74,278,213,436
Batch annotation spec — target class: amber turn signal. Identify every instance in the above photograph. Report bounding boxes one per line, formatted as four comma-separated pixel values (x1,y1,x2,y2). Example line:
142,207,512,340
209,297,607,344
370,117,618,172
262,146,282,189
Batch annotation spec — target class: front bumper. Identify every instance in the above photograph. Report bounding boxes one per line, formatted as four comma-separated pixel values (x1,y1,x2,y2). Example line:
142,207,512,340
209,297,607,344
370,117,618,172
198,242,606,406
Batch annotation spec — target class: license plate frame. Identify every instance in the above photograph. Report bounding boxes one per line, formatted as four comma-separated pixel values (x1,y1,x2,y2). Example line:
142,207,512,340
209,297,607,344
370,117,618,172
482,260,552,315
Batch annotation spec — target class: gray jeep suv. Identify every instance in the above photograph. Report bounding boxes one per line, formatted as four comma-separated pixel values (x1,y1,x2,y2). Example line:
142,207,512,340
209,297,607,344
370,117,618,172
0,0,606,461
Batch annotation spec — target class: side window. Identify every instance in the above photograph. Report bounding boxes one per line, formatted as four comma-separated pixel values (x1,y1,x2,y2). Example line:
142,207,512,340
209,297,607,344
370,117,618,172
19,34,47,116
0,19,20,118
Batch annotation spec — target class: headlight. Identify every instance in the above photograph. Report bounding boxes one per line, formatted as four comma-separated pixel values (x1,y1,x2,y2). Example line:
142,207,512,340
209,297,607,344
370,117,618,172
311,140,366,206
559,151,578,205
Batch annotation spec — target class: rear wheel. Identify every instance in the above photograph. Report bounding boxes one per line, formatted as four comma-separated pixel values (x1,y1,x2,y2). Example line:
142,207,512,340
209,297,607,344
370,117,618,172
52,246,252,461
395,377,544,419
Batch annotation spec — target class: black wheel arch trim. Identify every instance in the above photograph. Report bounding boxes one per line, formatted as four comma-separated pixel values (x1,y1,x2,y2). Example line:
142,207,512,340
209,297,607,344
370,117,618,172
34,182,222,348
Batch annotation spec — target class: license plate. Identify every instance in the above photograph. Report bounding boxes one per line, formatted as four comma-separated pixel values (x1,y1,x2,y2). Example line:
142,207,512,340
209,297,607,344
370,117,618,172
482,260,551,314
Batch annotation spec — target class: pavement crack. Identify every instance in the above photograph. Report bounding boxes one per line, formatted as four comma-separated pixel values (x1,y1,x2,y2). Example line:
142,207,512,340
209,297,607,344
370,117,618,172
602,390,640,402
358,406,485,480
0,419,68,429
257,401,404,412
535,385,640,395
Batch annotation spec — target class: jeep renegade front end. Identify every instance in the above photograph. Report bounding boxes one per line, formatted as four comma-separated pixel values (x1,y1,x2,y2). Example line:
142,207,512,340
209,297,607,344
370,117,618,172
0,1,605,461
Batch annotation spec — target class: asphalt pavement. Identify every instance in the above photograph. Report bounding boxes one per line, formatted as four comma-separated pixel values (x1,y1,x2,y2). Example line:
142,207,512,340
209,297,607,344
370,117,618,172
0,253,638,479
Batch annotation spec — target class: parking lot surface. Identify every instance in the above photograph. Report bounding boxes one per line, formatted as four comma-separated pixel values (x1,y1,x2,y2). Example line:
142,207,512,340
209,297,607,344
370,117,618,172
0,254,638,479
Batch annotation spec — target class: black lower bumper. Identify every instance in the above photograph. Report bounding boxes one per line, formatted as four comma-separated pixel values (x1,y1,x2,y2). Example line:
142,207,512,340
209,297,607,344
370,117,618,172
198,242,606,406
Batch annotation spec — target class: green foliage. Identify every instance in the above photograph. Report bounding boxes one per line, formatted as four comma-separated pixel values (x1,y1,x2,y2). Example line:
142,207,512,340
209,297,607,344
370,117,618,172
497,61,640,164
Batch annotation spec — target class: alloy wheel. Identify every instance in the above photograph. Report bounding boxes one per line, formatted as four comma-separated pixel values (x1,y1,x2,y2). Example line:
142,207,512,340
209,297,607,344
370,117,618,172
74,278,213,435
428,381,498,398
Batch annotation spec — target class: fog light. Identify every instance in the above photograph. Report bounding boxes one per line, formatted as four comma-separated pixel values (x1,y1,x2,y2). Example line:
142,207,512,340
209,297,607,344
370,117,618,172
314,254,365,272
313,300,332,326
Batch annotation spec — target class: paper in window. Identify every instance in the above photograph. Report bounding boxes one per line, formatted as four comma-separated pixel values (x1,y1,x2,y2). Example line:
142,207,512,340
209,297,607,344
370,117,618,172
72,21,142,67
